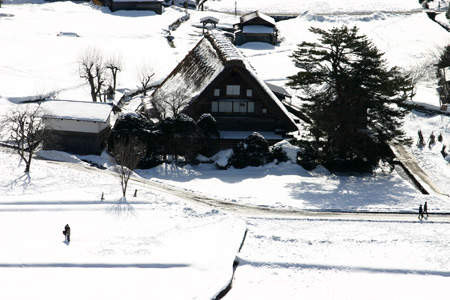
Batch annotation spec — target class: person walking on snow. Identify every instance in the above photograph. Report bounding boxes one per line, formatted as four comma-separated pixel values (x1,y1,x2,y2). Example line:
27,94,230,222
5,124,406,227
64,224,71,242
418,205,424,220
424,202,429,218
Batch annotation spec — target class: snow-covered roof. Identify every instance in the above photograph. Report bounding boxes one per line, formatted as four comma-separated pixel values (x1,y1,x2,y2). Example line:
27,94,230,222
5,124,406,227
148,32,225,110
208,30,245,62
240,10,276,27
243,25,274,34
200,16,219,24
42,100,113,123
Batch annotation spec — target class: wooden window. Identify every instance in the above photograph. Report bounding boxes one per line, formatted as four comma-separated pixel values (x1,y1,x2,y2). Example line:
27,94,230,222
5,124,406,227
226,85,240,96
233,102,240,113
246,89,252,97
211,101,218,112
213,101,255,114
214,89,220,96
239,102,247,113
219,101,233,112
248,102,255,113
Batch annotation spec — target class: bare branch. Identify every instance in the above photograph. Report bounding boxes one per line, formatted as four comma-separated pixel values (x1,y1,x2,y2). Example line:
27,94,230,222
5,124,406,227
151,89,190,120
106,54,123,91
0,104,44,172
110,137,146,198
136,63,155,96
78,48,108,102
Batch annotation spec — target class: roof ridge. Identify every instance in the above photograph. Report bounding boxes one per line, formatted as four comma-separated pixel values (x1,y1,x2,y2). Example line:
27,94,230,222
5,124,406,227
206,30,244,63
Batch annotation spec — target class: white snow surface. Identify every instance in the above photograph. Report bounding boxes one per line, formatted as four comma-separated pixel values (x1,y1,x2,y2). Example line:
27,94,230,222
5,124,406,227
1,1,450,299
205,0,423,15
42,100,113,122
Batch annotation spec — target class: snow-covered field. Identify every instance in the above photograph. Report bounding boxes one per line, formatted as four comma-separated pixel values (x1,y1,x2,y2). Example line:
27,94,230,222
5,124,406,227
1,0,450,299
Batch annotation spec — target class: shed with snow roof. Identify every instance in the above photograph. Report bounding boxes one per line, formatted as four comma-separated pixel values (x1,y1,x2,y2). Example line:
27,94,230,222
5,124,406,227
42,100,113,155
233,11,278,46
143,31,298,149
200,16,219,33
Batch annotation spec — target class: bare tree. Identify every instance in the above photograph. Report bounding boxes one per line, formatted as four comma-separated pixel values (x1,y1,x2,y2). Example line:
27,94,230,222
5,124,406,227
35,84,59,102
403,62,432,100
110,137,146,198
151,89,191,120
79,48,107,102
1,104,44,173
106,54,123,91
136,64,155,96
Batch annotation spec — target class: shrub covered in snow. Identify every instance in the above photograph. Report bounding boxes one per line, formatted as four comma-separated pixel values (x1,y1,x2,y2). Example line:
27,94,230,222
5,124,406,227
108,112,155,152
229,132,270,169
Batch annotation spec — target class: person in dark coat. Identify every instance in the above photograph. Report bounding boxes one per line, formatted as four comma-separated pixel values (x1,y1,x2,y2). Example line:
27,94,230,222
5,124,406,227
64,224,71,242
423,202,428,218
418,205,423,220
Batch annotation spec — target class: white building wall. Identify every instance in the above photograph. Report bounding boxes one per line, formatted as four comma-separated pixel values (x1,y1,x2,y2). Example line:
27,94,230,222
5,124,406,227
44,117,109,133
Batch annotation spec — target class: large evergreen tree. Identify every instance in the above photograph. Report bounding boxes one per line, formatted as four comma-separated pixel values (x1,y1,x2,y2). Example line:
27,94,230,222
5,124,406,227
287,26,411,172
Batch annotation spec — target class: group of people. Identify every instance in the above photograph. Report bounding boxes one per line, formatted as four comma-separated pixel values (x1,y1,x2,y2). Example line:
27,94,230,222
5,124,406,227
417,130,443,149
418,202,429,220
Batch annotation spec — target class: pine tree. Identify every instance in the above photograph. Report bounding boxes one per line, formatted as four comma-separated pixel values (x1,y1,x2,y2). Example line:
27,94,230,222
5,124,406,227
287,26,411,172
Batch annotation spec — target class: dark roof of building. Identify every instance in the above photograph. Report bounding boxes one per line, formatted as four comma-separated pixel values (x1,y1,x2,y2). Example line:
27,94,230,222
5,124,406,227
264,81,291,98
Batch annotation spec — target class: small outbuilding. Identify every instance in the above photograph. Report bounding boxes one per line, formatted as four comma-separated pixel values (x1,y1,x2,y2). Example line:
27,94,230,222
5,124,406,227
42,100,113,155
200,16,219,33
233,11,278,46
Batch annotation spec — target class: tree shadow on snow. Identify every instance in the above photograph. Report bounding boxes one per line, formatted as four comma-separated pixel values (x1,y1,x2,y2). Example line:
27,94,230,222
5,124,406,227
108,197,136,217
7,172,32,194
137,162,309,184
286,173,419,211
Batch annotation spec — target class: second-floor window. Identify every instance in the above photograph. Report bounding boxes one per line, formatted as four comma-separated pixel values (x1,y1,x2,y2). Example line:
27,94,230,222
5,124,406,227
211,100,255,114
226,85,240,96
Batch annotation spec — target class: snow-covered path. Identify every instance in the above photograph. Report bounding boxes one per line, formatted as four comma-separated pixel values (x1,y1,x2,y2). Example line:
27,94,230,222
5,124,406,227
29,152,449,224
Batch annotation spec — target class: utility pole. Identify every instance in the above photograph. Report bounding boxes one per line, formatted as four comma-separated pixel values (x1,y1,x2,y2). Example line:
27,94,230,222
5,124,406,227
235,1,237,16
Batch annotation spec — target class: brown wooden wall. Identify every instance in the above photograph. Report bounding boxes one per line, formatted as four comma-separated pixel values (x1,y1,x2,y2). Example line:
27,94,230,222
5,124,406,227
43,127,111,155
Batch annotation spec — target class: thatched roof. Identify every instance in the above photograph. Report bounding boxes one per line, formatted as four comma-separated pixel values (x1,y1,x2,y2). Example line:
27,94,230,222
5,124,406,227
145,30,297,132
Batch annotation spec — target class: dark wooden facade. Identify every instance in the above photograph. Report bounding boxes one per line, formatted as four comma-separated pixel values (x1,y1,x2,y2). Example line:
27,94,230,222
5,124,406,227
234,11,278,46
109,0,163,14
184,63,293,133
43,127,111,155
